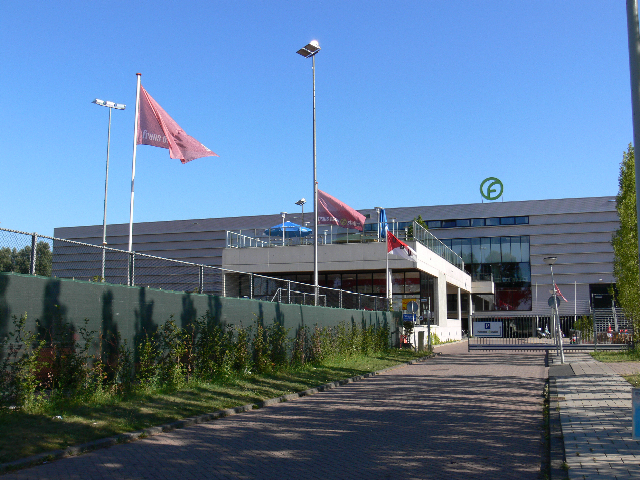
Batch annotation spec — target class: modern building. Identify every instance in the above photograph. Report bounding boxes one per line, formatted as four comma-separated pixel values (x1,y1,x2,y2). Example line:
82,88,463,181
54,196,621,339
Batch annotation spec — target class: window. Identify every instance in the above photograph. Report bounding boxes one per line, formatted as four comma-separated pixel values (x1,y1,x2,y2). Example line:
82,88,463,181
500,217,515,225
357,273,372,294
427,220,442,228
405,272,420,293
515,216,529,225
442,220,456,228
471,218,485,227
485,218,500,226
456,219,471,227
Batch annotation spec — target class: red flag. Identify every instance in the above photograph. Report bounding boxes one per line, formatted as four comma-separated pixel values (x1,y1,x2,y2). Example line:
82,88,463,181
317,190,366,231
137,85,219,164
387,231,418,262
554,283,568,302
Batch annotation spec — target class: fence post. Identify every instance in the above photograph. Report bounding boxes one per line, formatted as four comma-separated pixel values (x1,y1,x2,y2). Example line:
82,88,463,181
288,280,291,304
250,274,253,299
29,233,37,275
199,265,204,294
340,289,343,309
593,311,598,352
222,272,226,297
128,252,135,286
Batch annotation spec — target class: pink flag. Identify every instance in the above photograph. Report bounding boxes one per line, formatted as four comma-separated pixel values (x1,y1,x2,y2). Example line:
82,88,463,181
387,231,418,262
317,190,366,231
137,85,219,164
554,283,568,302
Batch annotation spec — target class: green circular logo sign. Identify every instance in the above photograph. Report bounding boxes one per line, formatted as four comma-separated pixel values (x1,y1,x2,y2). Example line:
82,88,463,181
480,177,503,201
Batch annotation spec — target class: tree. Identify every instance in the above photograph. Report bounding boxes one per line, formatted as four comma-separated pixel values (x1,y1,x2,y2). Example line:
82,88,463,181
407,215,428,238
611,144,640,338
0,241,52,276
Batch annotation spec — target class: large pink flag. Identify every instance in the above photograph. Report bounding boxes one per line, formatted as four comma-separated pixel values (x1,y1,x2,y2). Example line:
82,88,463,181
137,85,219,164
317,190,366,231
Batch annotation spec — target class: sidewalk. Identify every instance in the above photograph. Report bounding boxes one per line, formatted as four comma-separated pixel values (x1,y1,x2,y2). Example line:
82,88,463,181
2,342,548,480
549,351,640,479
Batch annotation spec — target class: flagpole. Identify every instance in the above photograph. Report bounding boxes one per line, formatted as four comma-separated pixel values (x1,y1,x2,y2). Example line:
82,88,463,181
386,233,390,311
128,73,141,253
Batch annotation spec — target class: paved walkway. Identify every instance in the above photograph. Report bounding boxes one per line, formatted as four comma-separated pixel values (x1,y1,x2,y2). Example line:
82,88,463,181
550,352,640,479
3,342,548,480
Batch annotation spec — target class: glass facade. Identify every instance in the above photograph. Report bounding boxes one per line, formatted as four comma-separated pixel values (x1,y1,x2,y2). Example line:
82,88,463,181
442,235,531,312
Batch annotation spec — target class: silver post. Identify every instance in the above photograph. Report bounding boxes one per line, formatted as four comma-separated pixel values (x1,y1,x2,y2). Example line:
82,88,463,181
626,0,640,285
93,98,125,282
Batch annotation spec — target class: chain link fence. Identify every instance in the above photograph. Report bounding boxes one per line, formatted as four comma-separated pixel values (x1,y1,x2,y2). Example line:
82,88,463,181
0,227,388,311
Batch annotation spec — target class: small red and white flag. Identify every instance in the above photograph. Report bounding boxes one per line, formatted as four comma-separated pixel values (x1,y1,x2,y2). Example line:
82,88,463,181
387,231,417,262
137,85,219,164
554,283,568,302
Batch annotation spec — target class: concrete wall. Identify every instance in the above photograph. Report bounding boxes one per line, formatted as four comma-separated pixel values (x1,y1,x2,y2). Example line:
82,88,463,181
0,273,398,351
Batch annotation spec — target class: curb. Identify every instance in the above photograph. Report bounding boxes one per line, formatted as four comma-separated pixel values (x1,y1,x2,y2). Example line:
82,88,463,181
548,377,569,479
0,353,433,474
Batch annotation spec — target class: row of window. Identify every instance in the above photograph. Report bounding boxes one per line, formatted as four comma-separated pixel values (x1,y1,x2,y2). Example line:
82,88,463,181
427,216,529,229
363,216,529,233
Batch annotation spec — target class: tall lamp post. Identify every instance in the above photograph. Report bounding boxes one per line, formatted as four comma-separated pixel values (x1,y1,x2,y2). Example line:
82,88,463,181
281,212,287,247
297,40,321,305
92,98,126,282
295,198,306,224
544,256,565,364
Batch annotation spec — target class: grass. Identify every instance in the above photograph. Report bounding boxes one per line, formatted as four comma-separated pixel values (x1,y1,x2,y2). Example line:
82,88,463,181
589,348,640,388
590,348,640,363
0,350,425,464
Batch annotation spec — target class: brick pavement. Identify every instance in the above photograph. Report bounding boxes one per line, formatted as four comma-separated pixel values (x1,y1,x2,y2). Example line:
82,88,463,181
551,352,640,479
3,342,548,480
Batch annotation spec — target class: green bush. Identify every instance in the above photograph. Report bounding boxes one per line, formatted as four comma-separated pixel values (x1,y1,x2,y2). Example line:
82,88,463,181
1,312,392,411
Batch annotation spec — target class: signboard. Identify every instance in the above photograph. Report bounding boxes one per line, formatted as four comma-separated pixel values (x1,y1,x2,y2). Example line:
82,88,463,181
473,321,503,337
402,298,418,310
403,313,415,322
634,388,640,440
480,177,503,201
406,301,419,313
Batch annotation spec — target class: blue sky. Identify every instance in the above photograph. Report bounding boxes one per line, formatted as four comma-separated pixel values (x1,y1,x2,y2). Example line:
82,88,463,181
0,1,633,237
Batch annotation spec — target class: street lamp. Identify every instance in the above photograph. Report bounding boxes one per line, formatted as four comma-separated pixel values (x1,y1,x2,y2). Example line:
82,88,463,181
93,98,126,282
374,207,382,239
281,212,287,247
297,40,321,305
544,256,564,363
295,198,306,224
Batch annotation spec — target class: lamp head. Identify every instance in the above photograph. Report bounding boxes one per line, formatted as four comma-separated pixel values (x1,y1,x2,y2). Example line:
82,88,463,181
543,256,557,265
296,40,321,57
296,198,306,206
92,98,126,110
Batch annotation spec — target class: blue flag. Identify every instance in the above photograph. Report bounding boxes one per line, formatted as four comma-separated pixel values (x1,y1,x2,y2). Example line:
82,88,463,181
379,208,388,238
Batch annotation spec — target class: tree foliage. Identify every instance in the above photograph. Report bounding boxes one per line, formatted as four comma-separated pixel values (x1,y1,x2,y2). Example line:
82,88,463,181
0,241,52,276
407,215,428,238
612,144,640,337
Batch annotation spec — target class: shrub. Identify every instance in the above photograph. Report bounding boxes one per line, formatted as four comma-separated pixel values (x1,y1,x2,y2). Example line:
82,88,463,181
0,314,45,410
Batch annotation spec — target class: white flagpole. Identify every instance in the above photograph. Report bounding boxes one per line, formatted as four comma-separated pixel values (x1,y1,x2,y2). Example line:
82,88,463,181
128,73,142,252
386,233,390,310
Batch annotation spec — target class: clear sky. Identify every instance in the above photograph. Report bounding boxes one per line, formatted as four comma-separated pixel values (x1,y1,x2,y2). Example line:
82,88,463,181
0,1,633,237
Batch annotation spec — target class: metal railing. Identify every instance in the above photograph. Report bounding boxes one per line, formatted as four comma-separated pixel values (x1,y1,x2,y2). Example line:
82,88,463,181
0,227,389,312
409,221,465,270
226,221,466,272
468,314,633,351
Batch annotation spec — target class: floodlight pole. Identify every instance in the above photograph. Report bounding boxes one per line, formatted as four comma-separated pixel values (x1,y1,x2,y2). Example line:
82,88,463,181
93,98,126,282
297,41,321,305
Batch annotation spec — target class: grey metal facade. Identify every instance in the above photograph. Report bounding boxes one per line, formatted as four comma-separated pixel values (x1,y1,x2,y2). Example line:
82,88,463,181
55,196,619,318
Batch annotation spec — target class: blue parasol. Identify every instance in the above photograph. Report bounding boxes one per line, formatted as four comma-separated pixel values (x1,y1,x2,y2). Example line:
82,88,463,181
265,221,313,238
